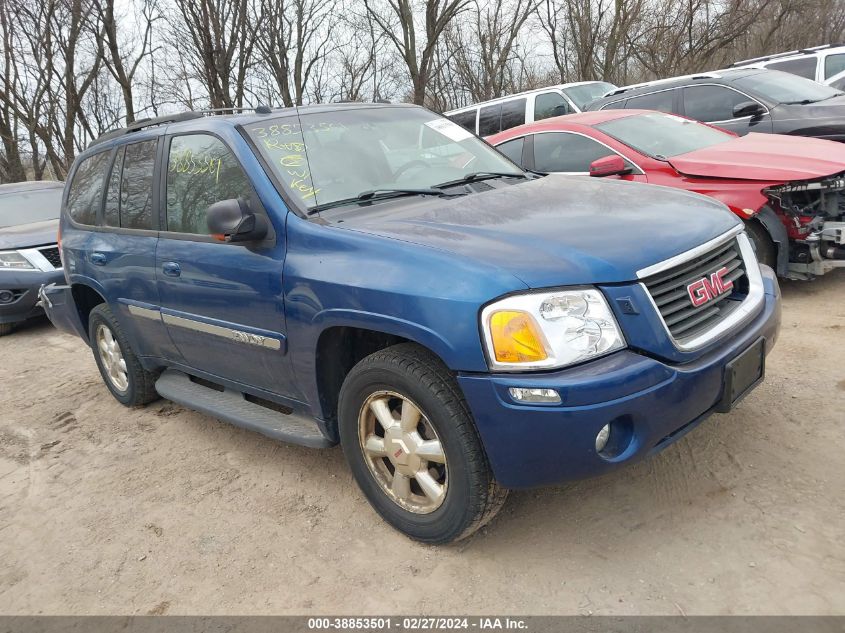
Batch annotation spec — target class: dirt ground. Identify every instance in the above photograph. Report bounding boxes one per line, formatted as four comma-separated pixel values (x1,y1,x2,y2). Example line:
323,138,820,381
0,271,843,616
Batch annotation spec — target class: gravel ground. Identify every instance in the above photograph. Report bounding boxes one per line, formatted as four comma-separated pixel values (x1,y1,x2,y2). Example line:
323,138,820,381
0,270,843,615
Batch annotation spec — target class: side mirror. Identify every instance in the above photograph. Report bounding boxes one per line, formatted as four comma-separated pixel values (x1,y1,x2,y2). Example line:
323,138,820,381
206,198,268,243
732,101,765,119
589,154,630,178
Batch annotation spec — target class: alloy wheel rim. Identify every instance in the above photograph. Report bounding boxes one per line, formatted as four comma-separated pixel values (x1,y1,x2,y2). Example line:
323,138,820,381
358,390,448,514
96,324,129,392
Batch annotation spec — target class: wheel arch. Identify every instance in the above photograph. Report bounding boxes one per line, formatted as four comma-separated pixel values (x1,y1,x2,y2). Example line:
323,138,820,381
310,315,460,440
70,281,107,341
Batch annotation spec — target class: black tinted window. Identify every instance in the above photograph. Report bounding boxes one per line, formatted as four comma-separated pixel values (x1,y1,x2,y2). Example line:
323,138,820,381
499,99,526,131
824,54,845,79
103,146,125,227
625,90,675,113
119,140,157,230
496,137,524,165
449,110,477,132
683,85,749,121
767,57,817,80
534,132,617,172
166,134,253,235
478,104,502,136
534,92,571,121
66,151,110,225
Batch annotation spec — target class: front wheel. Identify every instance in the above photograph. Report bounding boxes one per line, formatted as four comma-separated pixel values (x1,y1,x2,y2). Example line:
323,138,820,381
0,323,14,336
745,219,777,269
338,343,507,544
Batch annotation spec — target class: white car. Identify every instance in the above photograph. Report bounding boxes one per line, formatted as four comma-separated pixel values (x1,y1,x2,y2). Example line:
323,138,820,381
728,44,845,86
444,81,617,137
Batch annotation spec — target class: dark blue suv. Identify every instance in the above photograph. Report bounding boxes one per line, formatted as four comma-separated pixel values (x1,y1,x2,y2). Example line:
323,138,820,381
41,103,781,543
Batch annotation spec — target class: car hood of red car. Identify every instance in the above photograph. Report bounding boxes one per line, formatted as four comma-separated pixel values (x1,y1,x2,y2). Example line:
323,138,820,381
668,133,845,182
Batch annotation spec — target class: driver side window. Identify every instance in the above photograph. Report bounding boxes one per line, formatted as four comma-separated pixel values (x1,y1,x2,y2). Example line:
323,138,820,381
533,132,626,173
166,134,252,235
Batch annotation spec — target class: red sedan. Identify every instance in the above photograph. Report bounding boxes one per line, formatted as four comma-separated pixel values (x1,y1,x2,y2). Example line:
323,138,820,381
488,110,845,279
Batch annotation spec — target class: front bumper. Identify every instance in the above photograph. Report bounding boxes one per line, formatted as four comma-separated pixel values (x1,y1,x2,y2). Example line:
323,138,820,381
0,269,65,325
37,283,88,340
458,266,782,489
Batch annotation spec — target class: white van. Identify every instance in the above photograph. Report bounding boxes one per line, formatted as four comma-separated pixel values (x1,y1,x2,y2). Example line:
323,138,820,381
444,81,617,137
728,44,845,86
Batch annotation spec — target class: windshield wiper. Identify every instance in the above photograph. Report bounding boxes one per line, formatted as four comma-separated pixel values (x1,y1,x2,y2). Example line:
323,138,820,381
306,188,449,215
432,171,527,189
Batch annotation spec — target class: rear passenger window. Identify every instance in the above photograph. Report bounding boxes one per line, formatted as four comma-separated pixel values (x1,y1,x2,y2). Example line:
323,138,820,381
625,90,675,113
478,104,502,136
119,140,158,230
499,99,526,131
534,92,571,121
449,110,477,133
496,137,525,165
767,57,817,80
683,86,748,122
65,151,110,225
824,54,845,79
166,134,252,235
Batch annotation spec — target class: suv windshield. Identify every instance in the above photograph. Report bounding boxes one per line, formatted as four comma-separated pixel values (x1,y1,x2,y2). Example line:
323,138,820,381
563,82,617,109
732,69,843,104
0,187,63,228
245,106,522,212
595,112,732,158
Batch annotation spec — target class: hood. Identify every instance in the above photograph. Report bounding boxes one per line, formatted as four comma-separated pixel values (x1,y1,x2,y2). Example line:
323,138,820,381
340,175,739,288
668,132,845,182
0,219,59,250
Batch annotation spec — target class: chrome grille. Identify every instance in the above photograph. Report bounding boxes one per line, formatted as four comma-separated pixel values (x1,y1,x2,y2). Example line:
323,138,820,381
642,237,749,342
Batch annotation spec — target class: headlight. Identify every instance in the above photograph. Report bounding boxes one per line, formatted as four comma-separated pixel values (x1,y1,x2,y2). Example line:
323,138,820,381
0,251,36,270
481,288,625,371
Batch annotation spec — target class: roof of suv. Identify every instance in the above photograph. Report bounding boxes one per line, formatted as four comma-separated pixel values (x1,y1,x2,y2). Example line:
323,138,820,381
89,102,417,149
587,68,765,108
444,81,614,115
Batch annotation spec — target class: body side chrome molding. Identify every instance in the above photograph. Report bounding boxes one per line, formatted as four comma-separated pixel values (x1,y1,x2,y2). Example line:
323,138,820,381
161,312,282,351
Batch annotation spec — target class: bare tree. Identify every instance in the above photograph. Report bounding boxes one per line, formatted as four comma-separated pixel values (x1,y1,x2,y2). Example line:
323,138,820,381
170,0,257,108
364,0,472,105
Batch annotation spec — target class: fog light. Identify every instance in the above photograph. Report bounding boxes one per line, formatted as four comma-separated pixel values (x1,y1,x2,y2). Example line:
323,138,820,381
0,290,13,304
508,387,561,404
595,424,611,453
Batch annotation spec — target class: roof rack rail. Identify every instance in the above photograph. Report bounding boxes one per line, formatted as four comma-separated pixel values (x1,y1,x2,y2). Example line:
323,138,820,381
730,43,844,67
90,105,276,147
604,72,721,97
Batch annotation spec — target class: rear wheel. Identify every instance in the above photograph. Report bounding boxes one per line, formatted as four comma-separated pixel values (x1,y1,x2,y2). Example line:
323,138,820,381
745,220,777,269
338,343,507,543
0,323,14,336
88,304,159,407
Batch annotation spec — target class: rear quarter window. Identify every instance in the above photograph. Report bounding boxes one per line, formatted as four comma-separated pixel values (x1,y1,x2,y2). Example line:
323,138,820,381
448,110,477,133
66,151,111,225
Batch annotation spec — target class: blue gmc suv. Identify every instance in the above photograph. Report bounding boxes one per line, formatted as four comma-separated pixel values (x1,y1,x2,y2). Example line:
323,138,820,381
41,103,781,543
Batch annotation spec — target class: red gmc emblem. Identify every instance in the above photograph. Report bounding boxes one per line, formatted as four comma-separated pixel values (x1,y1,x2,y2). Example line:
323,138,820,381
687,267,733,307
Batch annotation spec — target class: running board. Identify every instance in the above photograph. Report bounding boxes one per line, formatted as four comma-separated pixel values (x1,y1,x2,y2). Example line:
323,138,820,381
155,370,332,448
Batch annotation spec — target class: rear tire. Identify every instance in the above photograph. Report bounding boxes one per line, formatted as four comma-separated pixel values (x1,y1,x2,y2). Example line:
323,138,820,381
88,304,159,407
745,220,777,269
0,323,14,336
338,343,507,544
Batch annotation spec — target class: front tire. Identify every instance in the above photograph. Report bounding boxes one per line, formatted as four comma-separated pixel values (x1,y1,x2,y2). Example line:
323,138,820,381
745,219,777,269
338,343,507,543
88,304,159,407
0,323,14,336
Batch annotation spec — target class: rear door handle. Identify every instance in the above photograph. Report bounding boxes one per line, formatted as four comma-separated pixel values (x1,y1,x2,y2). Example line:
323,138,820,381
162,261,181,277
90,252,107,266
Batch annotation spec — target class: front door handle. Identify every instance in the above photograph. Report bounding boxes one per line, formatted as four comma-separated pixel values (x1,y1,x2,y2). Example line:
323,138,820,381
162,262,181,277
90,252,107,266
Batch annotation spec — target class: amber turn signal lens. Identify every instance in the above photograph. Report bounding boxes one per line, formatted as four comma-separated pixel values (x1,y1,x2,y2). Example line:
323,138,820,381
488,310,548,363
